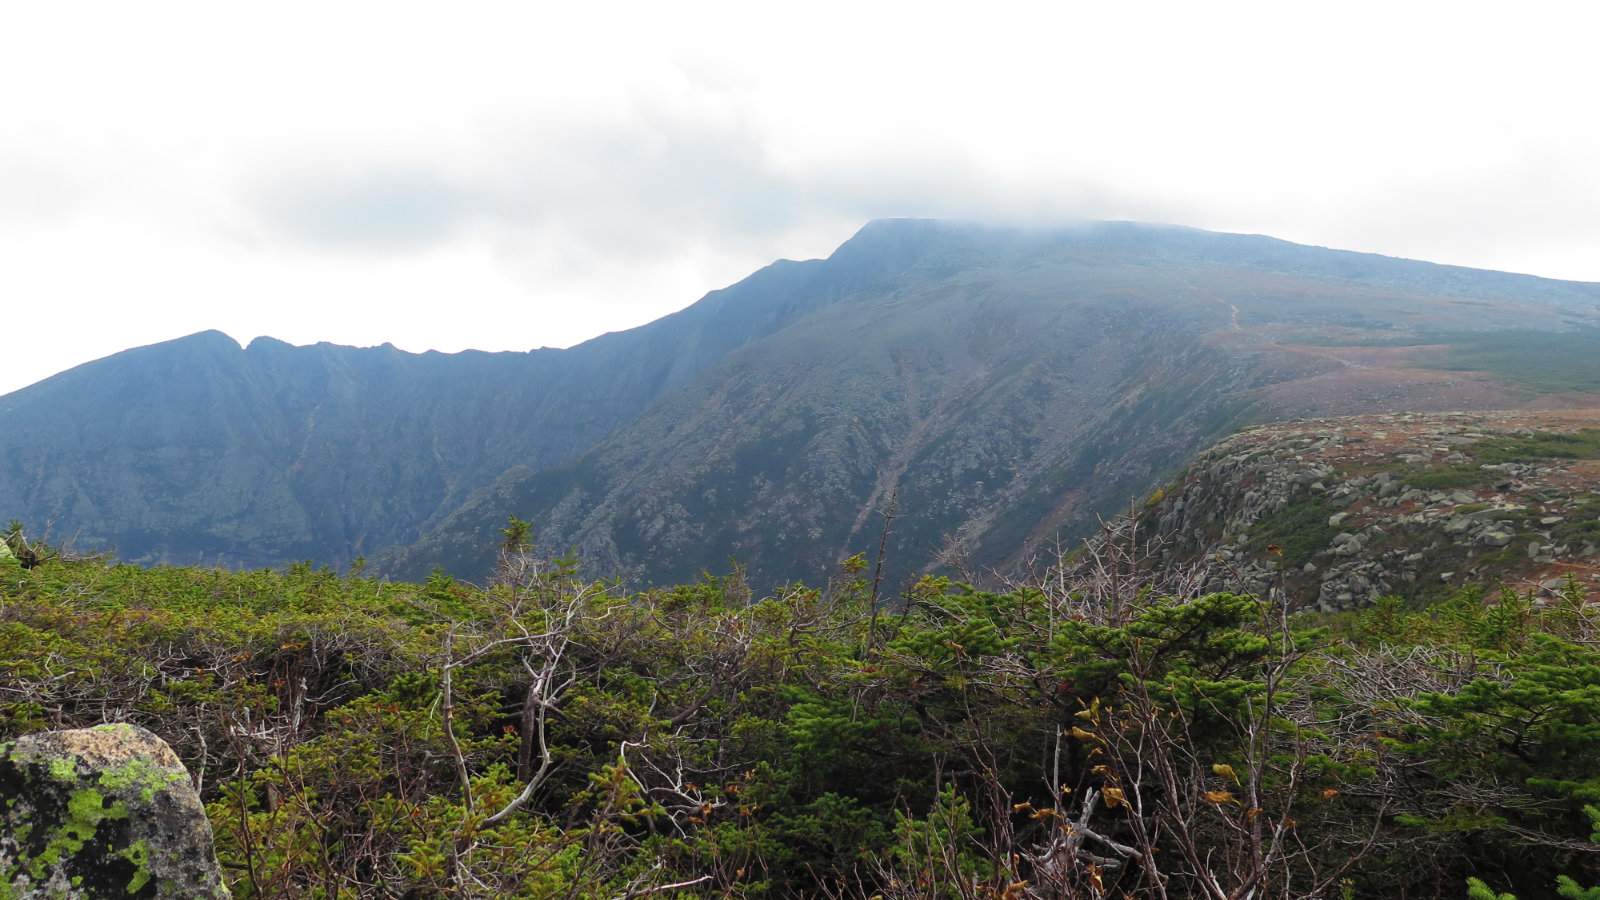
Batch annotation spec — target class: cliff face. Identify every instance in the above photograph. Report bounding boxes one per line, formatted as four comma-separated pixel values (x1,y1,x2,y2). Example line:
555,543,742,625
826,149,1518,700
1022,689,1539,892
380,264,1258,588
0,222,933,569
1138,410,1600,610
0,334,588,567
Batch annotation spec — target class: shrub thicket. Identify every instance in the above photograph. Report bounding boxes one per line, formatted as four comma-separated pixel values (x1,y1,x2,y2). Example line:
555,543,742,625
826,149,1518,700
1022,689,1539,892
4,530,1600,898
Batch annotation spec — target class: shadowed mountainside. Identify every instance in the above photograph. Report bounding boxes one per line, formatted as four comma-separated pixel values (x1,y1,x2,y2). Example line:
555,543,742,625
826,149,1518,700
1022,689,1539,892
0,221,933,567
374,222,1600,588
5,219,1600,584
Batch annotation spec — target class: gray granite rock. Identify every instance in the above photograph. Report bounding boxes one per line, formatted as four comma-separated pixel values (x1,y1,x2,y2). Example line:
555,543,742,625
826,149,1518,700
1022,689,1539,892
0,724,231,899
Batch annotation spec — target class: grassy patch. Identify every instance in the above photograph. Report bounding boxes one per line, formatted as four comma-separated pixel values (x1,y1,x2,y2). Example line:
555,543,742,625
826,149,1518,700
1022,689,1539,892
1246,495,1341,569
1389,463,1489,492
1471,429,1600,463
1553,496,1600,548
1414,328,1600,393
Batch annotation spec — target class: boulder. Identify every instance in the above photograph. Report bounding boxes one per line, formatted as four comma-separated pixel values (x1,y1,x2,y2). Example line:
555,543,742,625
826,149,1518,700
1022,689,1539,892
0,723,231,899
1330,532,1366,556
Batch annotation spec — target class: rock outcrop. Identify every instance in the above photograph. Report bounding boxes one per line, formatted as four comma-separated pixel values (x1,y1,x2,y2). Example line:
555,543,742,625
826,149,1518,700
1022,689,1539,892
0,723,231,899
1131,410,1600,611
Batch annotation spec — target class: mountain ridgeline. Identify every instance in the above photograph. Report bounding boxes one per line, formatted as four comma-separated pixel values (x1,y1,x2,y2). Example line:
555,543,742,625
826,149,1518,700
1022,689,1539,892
5,219,1600,589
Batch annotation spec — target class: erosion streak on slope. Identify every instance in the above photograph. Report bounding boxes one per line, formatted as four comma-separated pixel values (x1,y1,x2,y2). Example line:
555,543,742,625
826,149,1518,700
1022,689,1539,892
841,350,993,560
285,401,323,477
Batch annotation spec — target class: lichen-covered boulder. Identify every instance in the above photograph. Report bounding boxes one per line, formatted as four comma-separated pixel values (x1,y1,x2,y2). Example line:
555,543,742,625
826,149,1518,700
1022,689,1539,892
0,723,231,899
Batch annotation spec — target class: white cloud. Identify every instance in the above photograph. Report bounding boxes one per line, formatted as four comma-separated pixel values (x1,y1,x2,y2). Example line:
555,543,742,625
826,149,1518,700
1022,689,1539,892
254,167,473,252
4,1,1600,395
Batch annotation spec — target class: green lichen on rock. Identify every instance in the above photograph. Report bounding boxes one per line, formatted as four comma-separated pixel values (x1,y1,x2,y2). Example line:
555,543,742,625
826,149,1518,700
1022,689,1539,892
95,759,184,805
121,841,151,894
32,787,124,877
0,724,230,899
47,758,77,783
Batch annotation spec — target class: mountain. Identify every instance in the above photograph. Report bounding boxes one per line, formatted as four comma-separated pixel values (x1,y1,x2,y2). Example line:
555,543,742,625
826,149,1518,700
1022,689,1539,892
375,221,1600,588
0,222,944,569
1,334,581,567
1104,409,1600,609
5,219,1600,586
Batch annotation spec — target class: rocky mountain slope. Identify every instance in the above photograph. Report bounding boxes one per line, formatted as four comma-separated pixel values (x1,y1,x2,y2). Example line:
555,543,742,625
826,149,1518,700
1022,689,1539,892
1129,410,1600,610
380,223,1600,589
0,221,930,568
0,333,610,567
380,258,1257,586
6,218,1600,585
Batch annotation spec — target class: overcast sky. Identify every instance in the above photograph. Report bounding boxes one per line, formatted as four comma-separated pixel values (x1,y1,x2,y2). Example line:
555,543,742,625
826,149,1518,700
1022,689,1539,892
3,1,1598,396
